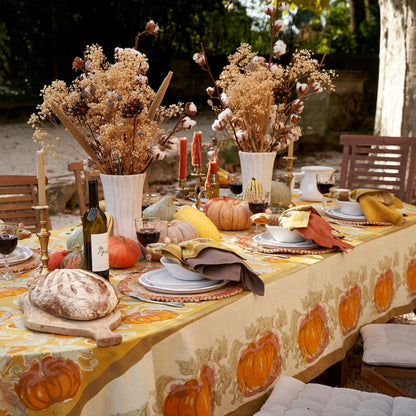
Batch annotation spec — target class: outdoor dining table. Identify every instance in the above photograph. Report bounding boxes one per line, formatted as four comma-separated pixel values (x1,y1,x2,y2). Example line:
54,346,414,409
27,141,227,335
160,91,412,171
1,201,416,416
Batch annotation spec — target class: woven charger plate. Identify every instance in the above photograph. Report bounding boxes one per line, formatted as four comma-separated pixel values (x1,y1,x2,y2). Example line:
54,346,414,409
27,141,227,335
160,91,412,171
236,235,337,255
118,269,244,303
0,250,41,273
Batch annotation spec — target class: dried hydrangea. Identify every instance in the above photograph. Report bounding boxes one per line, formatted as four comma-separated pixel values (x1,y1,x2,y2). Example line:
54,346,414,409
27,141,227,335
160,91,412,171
194,1,335,153
29,21,197,175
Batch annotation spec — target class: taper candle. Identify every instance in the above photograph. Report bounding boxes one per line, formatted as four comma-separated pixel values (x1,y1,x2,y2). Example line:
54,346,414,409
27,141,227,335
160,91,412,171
288,141,294,158
191,131,202,167
37,149,46,206
178,137,188,179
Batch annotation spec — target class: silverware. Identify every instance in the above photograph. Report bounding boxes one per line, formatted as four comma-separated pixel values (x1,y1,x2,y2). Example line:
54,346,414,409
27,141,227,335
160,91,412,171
127,292,184,308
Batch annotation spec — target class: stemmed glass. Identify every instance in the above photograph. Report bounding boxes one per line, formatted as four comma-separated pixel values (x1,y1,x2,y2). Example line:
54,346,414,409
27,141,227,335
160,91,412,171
316,172,336,210
0,223,18,280
246,191,270,233
228,173,243,198
135,217,162,269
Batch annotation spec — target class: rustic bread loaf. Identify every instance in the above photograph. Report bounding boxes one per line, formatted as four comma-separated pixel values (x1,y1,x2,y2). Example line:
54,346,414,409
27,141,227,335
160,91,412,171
29,269,119,320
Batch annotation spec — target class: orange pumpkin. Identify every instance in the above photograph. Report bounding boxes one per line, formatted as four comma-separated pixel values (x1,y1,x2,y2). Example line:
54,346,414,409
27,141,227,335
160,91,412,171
374,268,394,313
237,331,281,397
108,235,142,269
15,355,81,410
163,365,215,416
298,305,329,363
338,285,361,336
205,197,253,231
407,258,416,295
123,309,179,324
158,219,199,244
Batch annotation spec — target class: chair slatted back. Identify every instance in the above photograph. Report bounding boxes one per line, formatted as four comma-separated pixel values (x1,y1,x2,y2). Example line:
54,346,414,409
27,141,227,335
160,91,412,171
68,162,103,216
339,135,416,203
0,175,51,232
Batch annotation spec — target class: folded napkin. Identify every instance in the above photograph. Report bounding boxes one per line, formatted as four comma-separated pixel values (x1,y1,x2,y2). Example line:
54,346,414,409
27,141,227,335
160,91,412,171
349,189,404,225
161,239,264,296
278,206,311,230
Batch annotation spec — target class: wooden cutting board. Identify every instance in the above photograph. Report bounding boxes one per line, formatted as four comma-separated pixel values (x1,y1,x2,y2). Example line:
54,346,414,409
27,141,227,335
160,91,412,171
19,293,122,347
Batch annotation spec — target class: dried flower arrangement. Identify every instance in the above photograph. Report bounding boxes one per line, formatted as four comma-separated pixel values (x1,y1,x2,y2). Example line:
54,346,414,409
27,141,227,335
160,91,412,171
193,1,336,153
29,20,197,175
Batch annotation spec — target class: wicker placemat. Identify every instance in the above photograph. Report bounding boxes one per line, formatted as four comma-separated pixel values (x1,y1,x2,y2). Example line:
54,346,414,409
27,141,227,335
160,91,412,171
118,270,244,303
323,214,393,226
0,251,41,274
235,235,337,255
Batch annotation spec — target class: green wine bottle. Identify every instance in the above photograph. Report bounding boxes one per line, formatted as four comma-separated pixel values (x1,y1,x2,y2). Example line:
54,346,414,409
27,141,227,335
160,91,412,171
82,179,109,280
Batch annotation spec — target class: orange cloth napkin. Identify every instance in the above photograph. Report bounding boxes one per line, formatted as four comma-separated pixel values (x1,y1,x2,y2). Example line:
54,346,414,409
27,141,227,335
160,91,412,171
296,210,354,253
349,189,404,225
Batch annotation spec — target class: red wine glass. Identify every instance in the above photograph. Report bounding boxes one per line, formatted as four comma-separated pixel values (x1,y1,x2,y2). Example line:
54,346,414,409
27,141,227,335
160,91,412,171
316,172,336,210
135,217,162,268
246,191,270,233
228,173,243,198
0,223,18,280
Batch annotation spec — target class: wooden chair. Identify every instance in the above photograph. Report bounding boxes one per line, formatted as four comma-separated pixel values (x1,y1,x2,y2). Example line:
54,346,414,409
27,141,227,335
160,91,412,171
0,175,51,232
68,162,103,216
360,323,416,398
339,135,416,203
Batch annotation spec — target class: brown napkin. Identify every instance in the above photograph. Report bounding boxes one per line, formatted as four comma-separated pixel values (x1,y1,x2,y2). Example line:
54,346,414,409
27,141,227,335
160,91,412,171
349,189,404,225
297,211,354,253
162,240,264,296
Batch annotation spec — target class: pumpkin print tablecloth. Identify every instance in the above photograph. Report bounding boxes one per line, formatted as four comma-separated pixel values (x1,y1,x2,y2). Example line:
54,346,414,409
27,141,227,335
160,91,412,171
1,204,416,416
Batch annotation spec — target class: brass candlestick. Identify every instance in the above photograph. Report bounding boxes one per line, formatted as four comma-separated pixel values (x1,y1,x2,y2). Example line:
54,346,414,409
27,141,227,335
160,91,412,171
176,178,190,199
190,166,205,211
283,156,297,190
33,205,50,274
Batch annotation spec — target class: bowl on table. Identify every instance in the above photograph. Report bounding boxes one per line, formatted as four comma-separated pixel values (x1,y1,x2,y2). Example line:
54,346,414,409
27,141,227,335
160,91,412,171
336,200,364,216
160,257,205,281
265,224,305,243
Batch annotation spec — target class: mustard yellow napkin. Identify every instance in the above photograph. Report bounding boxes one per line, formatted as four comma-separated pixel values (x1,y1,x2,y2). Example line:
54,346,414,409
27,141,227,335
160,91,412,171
278,206,311,230
161,239,264,295
349,189,404,225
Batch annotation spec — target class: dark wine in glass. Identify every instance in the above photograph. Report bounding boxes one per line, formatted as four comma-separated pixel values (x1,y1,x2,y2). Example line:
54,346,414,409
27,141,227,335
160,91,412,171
136,228,160,246
246,191,270,233
0,223,18,280
317,182,333,195
316,172,336,210
134,217,162,269
0,234,18,255
228,173,243,198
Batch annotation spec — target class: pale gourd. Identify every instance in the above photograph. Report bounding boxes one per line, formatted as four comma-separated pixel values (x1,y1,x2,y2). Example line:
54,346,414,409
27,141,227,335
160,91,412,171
242,177,263,201
66,225,83,251
270,181,292,207
158,219,199,243
143,195,176,221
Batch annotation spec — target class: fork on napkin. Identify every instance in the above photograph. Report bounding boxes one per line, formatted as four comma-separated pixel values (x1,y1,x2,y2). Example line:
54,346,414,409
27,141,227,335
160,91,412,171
160,239,265,296
348,189,404,225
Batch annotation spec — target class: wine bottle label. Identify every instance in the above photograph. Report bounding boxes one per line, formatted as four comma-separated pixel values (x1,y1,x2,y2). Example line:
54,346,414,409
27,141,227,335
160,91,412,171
91,232,109,272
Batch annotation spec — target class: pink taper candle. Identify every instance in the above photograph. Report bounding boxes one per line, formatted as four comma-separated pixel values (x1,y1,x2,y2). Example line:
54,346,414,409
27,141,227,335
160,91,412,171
37,149,46,206
191,131,202,167
178,137,188,179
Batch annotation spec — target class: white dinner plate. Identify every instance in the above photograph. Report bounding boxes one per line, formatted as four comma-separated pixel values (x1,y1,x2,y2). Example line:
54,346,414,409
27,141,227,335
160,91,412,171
326,208,366,221
253,232,319,249
138,269,228,294
0,246,33,267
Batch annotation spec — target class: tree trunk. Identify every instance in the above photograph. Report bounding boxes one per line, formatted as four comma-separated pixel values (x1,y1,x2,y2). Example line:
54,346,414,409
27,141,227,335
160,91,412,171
349,0,366,33
375,0,416,136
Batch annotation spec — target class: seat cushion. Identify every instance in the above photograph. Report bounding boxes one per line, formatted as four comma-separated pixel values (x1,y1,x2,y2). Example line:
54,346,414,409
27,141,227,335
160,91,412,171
254,375,416,416
360,324,416,368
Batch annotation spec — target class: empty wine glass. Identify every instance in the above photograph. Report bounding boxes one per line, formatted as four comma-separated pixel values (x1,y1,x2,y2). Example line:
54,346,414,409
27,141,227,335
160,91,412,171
0,223,18,280
135,217,162,268
228,173,243,198
246,191,270,233
316,172,336,210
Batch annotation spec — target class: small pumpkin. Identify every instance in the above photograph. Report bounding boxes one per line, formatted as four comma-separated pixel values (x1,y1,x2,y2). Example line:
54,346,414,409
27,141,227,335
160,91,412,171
407,258,416,295
158,219,199,243
237,331,281,397
48,249,69,271
338,284,361,336
143,195,176,221
374,268,394,313
205,197,253,231
61,251,84,269
66,225,83,251
242,177,263,201
15,355,81,410
108,235,142,269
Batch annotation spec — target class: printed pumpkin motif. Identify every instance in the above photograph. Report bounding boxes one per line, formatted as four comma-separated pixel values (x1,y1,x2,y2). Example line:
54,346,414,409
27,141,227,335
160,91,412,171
237,331,281,397
0,287,27,297
374,268,394,313
298,305,329,363
15,355,81,410
163,365,215,416
407,258,416,296
338,285,361,336
123,309,179,324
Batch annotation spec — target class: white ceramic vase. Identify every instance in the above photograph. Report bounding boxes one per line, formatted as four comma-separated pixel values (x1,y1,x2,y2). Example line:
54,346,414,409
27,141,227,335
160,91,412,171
239,151,277,196
100,173,146,240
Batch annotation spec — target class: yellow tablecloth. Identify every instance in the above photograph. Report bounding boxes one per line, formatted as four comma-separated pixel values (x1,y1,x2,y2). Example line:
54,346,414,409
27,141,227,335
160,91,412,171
1,204,416,416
